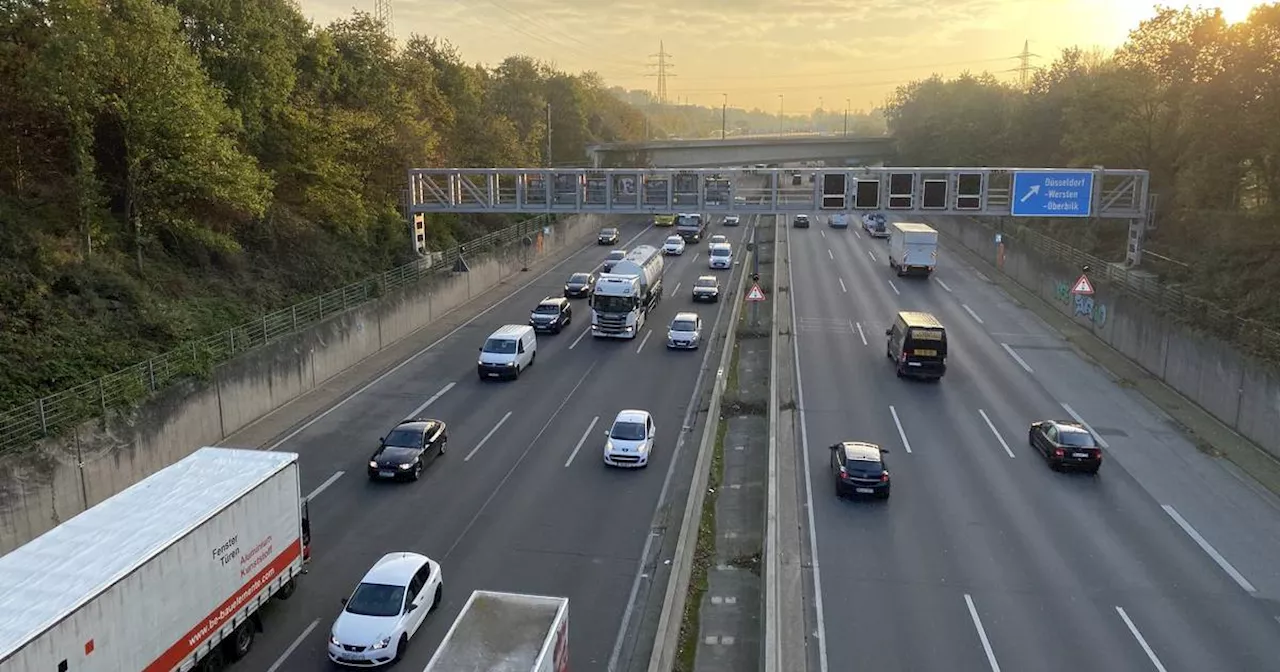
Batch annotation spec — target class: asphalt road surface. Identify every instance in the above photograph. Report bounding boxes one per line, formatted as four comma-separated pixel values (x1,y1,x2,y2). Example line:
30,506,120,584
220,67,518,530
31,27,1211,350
234,216,754,671
788,216,1280,672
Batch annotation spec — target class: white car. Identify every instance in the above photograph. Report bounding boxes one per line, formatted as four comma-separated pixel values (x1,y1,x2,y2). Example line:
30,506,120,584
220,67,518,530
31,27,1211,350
667,312,702,350
663,235,686,255
709,234,728,245
329,552,443,667
603,409,656,468
724,215,741,226
708,243,733,269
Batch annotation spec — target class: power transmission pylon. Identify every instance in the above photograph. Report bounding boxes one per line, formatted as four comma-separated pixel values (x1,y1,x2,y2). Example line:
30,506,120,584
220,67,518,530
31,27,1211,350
1016,40,1040,89
646,41,674,105
374,0,394,38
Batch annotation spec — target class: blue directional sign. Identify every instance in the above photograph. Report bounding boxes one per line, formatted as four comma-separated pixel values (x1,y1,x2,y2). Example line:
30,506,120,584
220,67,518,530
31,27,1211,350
1010,171,1094,217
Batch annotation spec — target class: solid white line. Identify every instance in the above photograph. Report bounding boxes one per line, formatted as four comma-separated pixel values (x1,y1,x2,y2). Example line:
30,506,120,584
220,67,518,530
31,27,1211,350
867,249,876,262
404,382,455,420
1000,343,1034,374
789,227,829,672
978,410,1015,458
964,594,1002,672
306,471,344,501
1161,505,1257,593
888,280,900,295
889,405,913,454
569,325,591,349
838,277,847,293
936,278,953,292
672,282,681,294
564,416,600,467
464,411,512,462
266,618,320,672
260,222,654,452
1115,606,1169,672
1059,402,1110,449
827,249,834,260
853,320,867,346
635,329,653,354
962,304,985,324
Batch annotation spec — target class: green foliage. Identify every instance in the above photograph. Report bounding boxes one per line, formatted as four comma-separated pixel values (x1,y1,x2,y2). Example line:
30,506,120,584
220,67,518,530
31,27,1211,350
0,0,649,410
883,3,1280,327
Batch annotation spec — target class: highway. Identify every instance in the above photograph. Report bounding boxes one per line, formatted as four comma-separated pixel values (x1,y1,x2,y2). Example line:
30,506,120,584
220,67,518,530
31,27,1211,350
787,216,1280,671
234,215,753,671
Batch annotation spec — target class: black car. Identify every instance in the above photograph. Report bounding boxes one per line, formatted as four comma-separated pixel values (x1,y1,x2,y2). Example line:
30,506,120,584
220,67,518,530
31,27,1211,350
598,228,620,245
1029,421,1103,473
793,214,810,228
691,275,721,302
368,418,448,481
830,441,890,499
529,296,572,333
564,272,595,298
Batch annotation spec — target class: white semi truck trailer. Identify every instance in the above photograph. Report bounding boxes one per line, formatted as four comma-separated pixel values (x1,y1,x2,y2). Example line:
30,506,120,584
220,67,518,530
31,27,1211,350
591,244,664,339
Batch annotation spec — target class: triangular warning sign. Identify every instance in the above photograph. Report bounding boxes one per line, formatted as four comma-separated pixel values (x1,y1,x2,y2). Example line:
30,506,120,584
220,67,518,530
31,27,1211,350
1071,274,1094,295
746,284,767,302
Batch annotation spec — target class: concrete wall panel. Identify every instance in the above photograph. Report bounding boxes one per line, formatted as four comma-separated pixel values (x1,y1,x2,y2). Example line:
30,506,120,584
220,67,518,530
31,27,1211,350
1237,368,1280,460
215,336,310,436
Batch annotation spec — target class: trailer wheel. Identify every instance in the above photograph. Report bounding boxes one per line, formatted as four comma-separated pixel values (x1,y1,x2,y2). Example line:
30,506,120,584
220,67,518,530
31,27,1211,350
229,620,255,660
277,577,297,600
201,648,228,672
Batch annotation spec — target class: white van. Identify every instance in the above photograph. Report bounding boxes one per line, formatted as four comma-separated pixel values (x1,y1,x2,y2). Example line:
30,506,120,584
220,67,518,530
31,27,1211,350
708,243,733,269
477,325,537,380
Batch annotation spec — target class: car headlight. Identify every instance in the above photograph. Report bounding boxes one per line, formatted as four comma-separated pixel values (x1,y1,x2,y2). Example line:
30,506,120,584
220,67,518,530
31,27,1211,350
368,460,377,469
505,361,516,366
370,636,392,650
330,634,341,646
605,440,614,453
398,462,414,469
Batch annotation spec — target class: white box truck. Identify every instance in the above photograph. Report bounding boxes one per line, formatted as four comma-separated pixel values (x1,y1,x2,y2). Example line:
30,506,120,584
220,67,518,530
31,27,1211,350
888,222,939,276
0,447,311,672
423,590,568,672
592,244,664,339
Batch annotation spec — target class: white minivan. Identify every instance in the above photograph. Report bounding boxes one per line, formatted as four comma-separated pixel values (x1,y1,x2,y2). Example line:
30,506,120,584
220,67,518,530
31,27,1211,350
477,324,537,380
708,243,733,269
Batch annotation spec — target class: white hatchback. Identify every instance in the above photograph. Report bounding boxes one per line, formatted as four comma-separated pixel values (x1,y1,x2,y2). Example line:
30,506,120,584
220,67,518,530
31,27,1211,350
663,235,686,255
604,409,656,468
667,312,702,350
329,552,443,667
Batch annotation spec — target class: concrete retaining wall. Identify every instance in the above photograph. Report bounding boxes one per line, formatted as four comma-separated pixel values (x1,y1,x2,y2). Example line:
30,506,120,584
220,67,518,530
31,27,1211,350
0,214,604,554
928,215,1280,462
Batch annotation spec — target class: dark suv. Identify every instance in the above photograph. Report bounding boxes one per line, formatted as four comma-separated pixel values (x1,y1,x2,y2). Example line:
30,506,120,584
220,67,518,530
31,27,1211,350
793,214,810,228
829,441,890,499
886,311,947,381
529,297,572,333
598,227,620,245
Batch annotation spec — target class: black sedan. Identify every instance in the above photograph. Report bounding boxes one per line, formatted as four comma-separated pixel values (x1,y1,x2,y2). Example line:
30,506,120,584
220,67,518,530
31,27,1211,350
793,214,810,228
830,441,891,499
564,272,595,298
1029,420,1102,473
598,227,620,245
368,418,448,481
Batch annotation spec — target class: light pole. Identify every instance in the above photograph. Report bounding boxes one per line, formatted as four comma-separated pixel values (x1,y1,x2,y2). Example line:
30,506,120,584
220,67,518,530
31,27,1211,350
844,98,850,136
778,94,784,135
817,97,823,132
721,93,727,140
545,102,552,167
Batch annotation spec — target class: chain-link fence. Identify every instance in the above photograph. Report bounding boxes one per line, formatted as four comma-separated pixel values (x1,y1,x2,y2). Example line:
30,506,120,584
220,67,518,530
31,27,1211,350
991,217,1280,363
0,215,555,453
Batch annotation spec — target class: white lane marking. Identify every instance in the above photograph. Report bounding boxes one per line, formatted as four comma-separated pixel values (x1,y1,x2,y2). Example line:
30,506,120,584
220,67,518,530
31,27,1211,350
464,411,512,462
404,382,455,420
828,249,834,260
1161,505,1256,593
266,618,320,672
978,410,1015,458
964,594,1002,672
636,329,653,354
673,282,681,294
838,277,847,293
820,229,826,239
888,280,900,296
569,325,591,349
565,416,600,467
962,304,985,324
854,228,862,239
790,228,829,672
1059,402,1110,449
306,471,344,501
867,249,876,262
261,223,653,451
691,253,699,264
1001,343,1034,374
936,278,953,292
1116,606,1169,672
853,320,867,346
889,405,913,454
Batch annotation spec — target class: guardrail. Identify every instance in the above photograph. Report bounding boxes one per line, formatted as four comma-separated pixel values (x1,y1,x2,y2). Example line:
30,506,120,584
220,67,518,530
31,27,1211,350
0,215,555,453
991,218,1280,363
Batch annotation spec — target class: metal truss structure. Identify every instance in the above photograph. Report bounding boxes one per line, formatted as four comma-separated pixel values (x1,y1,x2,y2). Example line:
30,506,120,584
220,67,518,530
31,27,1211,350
407,167,1150,220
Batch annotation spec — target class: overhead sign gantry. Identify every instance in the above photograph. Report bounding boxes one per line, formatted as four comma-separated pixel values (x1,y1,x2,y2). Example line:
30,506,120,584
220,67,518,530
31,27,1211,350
406,167,1150,220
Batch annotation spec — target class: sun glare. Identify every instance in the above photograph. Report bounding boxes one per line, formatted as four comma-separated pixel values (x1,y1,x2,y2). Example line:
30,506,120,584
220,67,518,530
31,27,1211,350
1204,1,1260,23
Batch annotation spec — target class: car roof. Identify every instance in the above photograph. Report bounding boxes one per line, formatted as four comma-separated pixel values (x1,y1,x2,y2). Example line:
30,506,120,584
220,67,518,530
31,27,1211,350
1047,421,1090,434
673,312,699,322
489,324,532,339
696,275,718,282
665,235,683,241
539,296,567,306
609,249,626,255
361,552,430,586
395,419,442,433
709,242,731,249
795,213,809,217
897,311,944,329
839,441,883,462
568,271,592,278
614,409,651,424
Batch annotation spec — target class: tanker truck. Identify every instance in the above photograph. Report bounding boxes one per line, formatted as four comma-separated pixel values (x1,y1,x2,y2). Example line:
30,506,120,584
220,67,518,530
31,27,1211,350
591,244,664,339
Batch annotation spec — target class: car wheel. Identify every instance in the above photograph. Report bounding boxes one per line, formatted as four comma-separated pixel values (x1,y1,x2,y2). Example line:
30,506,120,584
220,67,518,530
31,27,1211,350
432,584,443,611
410,462,422,481
1028,431,1036,448
834,480,842,498
394,634,409,662
1087,466,1100,475
554,324,562,334
895,366,904,378
439,439,447,455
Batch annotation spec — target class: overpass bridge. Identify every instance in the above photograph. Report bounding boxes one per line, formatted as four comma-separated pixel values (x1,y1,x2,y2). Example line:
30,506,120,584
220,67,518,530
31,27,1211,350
587,135,897,168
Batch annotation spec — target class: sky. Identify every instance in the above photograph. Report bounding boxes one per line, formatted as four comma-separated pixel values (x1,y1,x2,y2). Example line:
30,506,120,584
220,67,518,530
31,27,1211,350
297,0,1266,112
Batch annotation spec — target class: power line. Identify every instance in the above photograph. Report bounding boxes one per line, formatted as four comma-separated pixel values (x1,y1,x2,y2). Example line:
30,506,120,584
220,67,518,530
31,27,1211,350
470,0,638,69
670,55,1021,83
646,41,675,105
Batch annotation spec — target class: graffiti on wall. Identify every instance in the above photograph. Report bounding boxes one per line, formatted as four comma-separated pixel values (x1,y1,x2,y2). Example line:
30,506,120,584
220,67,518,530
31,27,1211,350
1053,280,1108,327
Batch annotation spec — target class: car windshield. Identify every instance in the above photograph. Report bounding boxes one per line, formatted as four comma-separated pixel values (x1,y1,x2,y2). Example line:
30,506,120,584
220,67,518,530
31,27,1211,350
796,215,808,220
711,248,730,257
535,304,560,314
345,582,406,618
666,237,682,245
568,273,589,284
1058,430,1097,448
383,429,420,448
483,338,517,354
611,421,647,441
378,446,419,461
671,319,697,332
607,251,625,261
695,279,716,287
711,236,726,243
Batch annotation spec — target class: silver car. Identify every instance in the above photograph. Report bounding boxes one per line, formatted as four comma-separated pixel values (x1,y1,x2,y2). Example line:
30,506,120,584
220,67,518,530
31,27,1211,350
667,312,702,350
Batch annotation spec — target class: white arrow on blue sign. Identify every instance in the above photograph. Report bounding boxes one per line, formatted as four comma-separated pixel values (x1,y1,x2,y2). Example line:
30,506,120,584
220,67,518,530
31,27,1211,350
1010,171,1095,218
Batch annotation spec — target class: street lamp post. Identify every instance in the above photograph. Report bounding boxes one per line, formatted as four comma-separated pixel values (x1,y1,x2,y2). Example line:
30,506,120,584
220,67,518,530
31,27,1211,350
844,98,851,136
721,93,727,140
778,94,784,135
